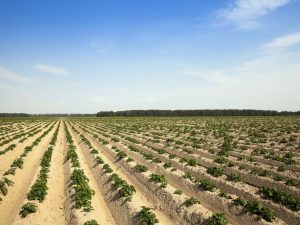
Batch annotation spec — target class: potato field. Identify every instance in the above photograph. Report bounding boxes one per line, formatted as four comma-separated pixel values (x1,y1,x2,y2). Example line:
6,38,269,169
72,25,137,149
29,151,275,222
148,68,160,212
0,117,300,225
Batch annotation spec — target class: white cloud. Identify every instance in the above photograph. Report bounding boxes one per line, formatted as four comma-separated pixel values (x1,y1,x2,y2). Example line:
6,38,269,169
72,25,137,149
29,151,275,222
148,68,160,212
179,45,300,110
89,97,105,103
217,0,291,29
33,64,70,75
263,32,300,51
181,51,300,84
0,67,33,83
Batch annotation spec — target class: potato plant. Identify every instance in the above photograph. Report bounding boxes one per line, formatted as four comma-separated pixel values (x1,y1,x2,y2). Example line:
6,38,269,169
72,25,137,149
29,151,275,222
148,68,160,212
22,125,60,213
174,189,183,195
197,178,216,192
0,143,16,155
208,212,228,225
184,197,200,207
71,169,95,211
0,178,14,196
227,173,242,182
108,173,136,201
207,167,225,177
95,156,104,165
260,187,300,211
103,164,113,173
1,123,56,200
84,220,99,225
27,146,54,202
19,203,37,218
138,206,159,225
3,117,298,224
150,174,167,188
134,164,148,173
65,124,96,211
116,150,127,159
233,197,276,222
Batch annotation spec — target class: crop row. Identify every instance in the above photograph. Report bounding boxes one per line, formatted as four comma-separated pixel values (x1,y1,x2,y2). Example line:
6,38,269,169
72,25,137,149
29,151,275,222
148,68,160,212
79,132,137,202
92,122,300,198
70,122,233,225
0,122,56,201
64,122,99,225
19,123,60,218
0,121,41,141
0,121,50,147
69,123,163,225
75,121,296,224
107,123,300,187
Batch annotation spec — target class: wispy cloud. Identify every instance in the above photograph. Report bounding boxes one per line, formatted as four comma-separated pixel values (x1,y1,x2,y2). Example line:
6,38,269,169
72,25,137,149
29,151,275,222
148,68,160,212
217,0,291,29
181,51,300,85
262,32,300,51
33,64,70,75
0,67,33,83
179,50,300,110
179,30,300,109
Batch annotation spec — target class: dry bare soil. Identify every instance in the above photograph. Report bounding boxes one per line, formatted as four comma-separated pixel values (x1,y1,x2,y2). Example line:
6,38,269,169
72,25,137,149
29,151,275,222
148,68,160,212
0,116,300,225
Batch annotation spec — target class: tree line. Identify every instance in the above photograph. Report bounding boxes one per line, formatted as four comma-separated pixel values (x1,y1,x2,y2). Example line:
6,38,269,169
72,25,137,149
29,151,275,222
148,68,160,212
0,113,31,117
1,110,299,118
0,113,95,117
96,110,300,117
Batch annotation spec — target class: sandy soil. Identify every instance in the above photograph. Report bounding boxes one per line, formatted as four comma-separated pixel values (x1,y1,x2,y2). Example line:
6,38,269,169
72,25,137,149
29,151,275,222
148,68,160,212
69,122,174,225
0,122,58,225
12,122,65,225
1,118,297,225
70,129,117,225
0,122,54,177
0,122,44,150
79,122,293,225
0,122,32,139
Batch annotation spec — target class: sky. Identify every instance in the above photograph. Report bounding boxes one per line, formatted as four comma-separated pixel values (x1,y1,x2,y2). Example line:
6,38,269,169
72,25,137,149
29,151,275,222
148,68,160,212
0,0,300,113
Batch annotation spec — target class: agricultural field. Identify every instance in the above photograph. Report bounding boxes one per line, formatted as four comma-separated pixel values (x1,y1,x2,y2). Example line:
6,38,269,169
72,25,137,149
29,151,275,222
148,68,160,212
0,117,300,225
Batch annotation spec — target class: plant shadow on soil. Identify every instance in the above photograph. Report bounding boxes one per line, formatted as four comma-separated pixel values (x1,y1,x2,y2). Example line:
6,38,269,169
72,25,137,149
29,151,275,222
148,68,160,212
63,157,69,164
131,211,148,225
228,202,262,222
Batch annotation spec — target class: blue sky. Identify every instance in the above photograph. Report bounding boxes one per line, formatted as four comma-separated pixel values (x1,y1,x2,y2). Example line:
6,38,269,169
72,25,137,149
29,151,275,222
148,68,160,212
0,0,300,113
